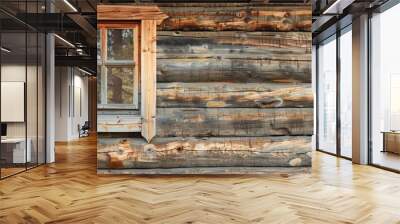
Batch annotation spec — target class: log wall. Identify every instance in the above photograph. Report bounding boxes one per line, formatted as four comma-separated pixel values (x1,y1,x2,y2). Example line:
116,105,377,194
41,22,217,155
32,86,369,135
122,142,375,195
98,2,312,172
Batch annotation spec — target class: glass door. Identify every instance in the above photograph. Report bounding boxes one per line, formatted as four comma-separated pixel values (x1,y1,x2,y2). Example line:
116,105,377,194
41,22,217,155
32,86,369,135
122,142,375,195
317,35,337,154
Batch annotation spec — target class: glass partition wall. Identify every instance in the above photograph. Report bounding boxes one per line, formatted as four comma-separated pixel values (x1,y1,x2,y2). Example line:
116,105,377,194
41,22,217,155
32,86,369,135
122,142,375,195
339,27,352,159
370,3,400,171
316,26,352,159
317,35,337,155
0,1,46,179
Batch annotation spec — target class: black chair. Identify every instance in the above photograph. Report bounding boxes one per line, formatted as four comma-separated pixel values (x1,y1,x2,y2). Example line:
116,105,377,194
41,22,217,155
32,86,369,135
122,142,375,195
79,121,90,138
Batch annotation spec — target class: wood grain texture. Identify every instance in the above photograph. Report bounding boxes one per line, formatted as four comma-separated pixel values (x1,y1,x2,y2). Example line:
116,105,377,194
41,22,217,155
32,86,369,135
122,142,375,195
157,31,311,61
156,31,311,83
157,58,311,83
141,20,158,142
97,115,142,133
95,3,313,170
3,137,400,224
157,82,313,108
98,167,310,174
97,136,312,169
156,108,313,137
97,5,168,23
158,5,311,32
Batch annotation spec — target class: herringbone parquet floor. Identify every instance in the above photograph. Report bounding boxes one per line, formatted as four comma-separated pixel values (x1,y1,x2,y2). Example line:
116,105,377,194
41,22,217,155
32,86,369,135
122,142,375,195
1,136,400,224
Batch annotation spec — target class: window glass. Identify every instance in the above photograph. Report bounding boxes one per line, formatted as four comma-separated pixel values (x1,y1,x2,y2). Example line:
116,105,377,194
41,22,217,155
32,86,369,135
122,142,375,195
318,35,337,154
97,65,101,104
371,4,400,171
340,28,352,158
1,31,27,177
107,29,134,61
98,27,137,108
106,67,134,104
97,30,101,62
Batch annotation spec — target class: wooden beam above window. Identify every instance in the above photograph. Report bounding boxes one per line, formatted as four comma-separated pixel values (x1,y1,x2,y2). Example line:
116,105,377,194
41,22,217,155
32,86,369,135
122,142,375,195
97,5,168,24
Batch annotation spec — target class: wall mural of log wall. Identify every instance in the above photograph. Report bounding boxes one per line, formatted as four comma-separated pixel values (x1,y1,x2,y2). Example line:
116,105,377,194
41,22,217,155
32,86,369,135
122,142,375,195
97,2,312,173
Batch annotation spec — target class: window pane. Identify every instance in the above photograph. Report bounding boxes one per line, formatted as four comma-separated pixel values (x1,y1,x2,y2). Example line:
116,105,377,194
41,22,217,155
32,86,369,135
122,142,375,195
371,4,400,171
97,65,101,104
107,67,134,104
107,29,134,61
340,28,352,158
318,36,337,154
97,30,101,62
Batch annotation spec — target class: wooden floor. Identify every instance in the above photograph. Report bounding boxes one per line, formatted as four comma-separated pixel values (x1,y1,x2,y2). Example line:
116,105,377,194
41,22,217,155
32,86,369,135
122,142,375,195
1,136,400,224
372,150,400,171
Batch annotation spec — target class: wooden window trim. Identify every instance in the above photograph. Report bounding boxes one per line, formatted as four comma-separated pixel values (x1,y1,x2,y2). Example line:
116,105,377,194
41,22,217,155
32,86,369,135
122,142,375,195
97,5,168,142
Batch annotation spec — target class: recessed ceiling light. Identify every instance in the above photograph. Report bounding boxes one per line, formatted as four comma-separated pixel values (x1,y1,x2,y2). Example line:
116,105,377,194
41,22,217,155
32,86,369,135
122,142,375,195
78,67,93,76
63,0,78,12
322,0,355,15
54,34,75,48
1,47,11,53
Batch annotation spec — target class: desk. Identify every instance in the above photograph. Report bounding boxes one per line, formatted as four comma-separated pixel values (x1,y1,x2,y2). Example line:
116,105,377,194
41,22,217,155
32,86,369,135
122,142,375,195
1,138,31,163
382,131,400,155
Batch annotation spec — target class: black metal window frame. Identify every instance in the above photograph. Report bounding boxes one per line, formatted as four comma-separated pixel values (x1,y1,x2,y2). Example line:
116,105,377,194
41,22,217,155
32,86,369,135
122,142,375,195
315,23,353,161
316,0,400,173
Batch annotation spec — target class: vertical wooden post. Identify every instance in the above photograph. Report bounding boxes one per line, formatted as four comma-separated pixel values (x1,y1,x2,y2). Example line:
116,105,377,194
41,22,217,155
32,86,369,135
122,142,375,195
141,20,157,142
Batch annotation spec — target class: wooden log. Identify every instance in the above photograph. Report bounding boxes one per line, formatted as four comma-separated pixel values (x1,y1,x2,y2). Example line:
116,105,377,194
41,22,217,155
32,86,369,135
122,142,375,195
97,5,168,23
156,108,313,137
157,31,311,61
158,6,311,32
157,58,311,83
97,136,312,169
98,167,310,175
157,83,313,108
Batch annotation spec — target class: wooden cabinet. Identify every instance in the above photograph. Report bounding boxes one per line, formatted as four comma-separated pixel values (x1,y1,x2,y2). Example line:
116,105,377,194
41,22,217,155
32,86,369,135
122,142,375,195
383,132,400,154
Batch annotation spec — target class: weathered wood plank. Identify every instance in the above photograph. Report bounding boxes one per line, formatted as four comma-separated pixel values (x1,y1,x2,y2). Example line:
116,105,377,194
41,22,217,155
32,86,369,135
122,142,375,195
97,136,312,169
158,6,311,32
98,167,310,175
97,115,142,133
157,31,311,61
141,20,158,142
156,108,313,137
157,58,311,83
157,83,313,108
97,5,168,23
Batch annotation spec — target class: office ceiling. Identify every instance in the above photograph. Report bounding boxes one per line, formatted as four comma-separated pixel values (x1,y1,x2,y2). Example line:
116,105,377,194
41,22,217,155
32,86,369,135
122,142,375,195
312,0,390,42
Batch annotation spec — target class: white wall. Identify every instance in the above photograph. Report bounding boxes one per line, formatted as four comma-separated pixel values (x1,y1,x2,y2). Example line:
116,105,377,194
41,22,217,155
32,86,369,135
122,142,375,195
55,67,89,141
55,66,69,141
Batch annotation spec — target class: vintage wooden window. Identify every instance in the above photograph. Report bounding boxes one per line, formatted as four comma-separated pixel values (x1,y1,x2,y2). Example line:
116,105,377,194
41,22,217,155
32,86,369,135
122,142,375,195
97,23,139,109
97,5,168,142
